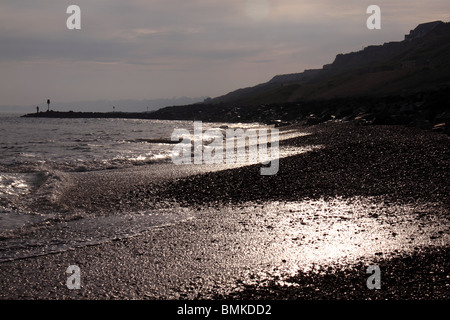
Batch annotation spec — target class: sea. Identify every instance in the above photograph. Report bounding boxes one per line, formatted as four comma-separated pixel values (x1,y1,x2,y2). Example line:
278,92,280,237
0,113,250,173
0,113,307,262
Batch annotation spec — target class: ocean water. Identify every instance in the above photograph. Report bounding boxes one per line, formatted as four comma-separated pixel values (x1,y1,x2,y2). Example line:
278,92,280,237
0,114,236,173
0,113,311,192
1,113,313,261
0,114,265,202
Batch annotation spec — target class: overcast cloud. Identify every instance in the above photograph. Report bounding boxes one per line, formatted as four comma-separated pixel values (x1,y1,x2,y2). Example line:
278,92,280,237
1,0,449,107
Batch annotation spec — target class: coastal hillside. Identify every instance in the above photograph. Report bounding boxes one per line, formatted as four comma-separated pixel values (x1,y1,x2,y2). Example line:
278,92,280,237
209,21,450,105
141,21,449,133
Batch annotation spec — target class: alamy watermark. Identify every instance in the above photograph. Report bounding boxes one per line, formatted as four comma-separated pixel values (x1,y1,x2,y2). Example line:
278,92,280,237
66,5,81,30
66,265,81,289
170,121,279,176
366,265,381,290
367,5,381,30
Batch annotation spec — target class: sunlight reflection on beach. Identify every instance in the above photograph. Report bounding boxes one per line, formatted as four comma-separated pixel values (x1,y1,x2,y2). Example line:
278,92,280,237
235,197,449,285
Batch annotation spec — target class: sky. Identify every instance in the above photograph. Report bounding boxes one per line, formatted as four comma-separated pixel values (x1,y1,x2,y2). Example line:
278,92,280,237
1,0,449,107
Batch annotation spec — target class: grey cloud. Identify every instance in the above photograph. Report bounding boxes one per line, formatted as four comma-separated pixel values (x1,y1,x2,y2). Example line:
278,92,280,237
0,34,132,63
1,0,449,106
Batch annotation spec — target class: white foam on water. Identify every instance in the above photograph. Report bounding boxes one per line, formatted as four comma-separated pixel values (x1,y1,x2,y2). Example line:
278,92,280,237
0,173,33,197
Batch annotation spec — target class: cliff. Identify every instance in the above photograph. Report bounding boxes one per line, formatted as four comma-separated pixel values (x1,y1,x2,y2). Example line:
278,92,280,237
209,21,450,105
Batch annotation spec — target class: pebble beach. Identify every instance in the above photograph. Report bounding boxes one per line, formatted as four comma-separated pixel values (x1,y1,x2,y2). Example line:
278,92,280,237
0,121,448,300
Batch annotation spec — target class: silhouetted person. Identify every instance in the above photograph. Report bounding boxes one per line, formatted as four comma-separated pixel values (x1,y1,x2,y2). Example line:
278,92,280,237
36,106,39,113
47,99,50,112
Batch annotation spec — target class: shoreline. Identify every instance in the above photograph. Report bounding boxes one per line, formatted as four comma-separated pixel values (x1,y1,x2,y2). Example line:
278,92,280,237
0,121,449,300
20,88,450,135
